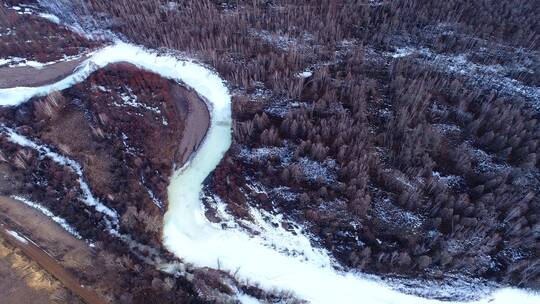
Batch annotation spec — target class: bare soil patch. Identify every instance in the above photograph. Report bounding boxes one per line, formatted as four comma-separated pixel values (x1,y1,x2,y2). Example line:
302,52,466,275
0,196,108,304
0,232,83,304
171,84,210,165
0,55,89,88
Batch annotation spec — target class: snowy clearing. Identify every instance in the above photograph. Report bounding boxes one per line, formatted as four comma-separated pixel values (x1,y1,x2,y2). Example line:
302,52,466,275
386,47,540,106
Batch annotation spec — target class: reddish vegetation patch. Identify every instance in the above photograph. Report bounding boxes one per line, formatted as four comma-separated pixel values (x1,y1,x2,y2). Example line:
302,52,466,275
0,5,101,63
0,63,200,246
0,60,221,302
68,63,187,214
209,155,251,220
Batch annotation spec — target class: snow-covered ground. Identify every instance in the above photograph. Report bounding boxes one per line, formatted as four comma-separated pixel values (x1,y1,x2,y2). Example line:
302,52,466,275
1,39,539,303
386,47,540,107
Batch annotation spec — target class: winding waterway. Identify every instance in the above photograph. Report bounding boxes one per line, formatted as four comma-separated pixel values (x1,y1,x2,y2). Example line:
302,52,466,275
1,42,539,304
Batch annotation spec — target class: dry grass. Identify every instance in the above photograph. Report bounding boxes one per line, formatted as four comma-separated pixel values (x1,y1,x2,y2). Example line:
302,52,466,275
0,237,60,292
0,236,85,304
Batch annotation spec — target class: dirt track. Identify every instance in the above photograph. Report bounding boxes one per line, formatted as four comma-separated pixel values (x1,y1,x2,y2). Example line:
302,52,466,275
0,219,107,304
0,234,64,304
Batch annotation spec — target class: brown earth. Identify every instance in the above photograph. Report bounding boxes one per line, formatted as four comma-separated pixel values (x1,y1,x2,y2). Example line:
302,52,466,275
0,196,108,304
171,83,210,165
0,55,90,89
0,234,76,304
0,227,105,304
0,196,93,262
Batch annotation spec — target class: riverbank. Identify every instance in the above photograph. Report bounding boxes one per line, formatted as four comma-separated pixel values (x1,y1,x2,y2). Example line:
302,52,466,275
0,54,90,89
171,84,210,166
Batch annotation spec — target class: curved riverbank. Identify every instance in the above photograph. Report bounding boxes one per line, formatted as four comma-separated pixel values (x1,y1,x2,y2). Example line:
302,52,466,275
170,84,211,166
0,54,90,89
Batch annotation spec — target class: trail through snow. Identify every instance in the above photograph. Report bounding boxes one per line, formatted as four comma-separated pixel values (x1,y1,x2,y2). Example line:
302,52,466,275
1,42,539,304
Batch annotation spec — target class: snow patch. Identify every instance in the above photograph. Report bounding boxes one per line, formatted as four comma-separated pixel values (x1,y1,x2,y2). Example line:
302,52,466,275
432,171,464,188
271,186,299,202
11,195,83,239
0,52,91,69
113,87,161,114
297,70,313,78
140,175,164,209
299,157,337,183
386,46,540,106
369,0,385,7
383,273,498,301
0,126,119,223
390,47,416,58
0,28,13,37
372,198,424,230
38,12,61,24
433,123,462,134
248,28,313,52
239,145,293,165
6,230,28,244
206,191,332,266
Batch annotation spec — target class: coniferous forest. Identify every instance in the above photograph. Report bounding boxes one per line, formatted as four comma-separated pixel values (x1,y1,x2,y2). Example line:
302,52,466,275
0,0,539,303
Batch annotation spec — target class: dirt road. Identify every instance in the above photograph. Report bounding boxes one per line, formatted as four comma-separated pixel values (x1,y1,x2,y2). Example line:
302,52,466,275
0,197,108,304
